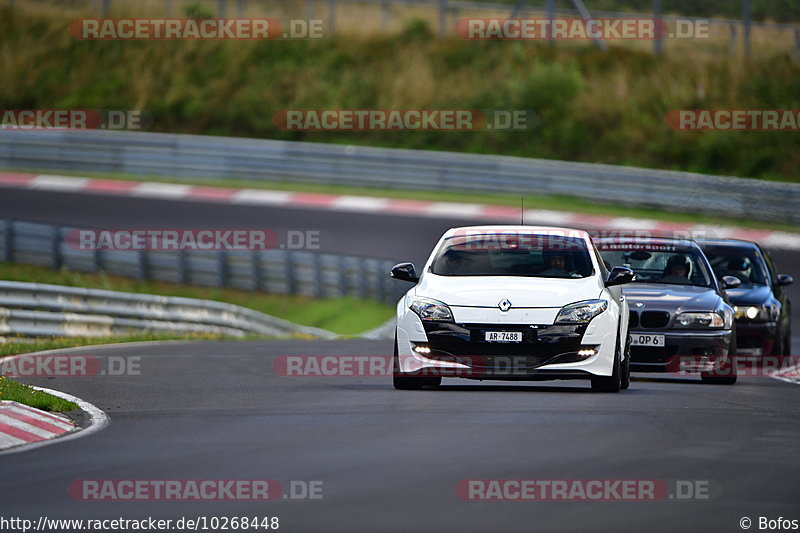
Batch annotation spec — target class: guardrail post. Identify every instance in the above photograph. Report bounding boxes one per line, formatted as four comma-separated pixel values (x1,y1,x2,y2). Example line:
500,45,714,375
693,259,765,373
137,250,149,280
729,23,737,55
546,0,554,44
1,219,12,263
92,248,101,273
51,225,63,271
378,262,389,304
653,0,664,55
102,0,110,15
177,250,188,284
338,256,349,297
251,250,263,291
312,253,323,298
218,0,227,18
217,250,229,288
284,251,296,295
238,0,245,17
357,259,367,299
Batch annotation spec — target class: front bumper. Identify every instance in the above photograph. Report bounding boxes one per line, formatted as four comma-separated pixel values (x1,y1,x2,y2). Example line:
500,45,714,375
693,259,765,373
629,329,733,373
734,321,777,357
396,308,620,380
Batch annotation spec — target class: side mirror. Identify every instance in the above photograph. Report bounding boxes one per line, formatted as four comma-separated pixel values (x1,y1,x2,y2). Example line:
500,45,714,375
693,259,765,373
605,266,635,287
720,276,742,290
390,262,419,283
777,274,794,287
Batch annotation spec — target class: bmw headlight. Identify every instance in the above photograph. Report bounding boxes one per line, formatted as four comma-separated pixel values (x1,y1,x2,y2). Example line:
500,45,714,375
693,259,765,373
407,296,454,322
554,300,608,324
733,305,775,322
675,312,725,329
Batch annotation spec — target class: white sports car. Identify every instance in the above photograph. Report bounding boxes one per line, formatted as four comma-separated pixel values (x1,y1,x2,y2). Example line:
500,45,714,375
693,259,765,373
390,226,634,392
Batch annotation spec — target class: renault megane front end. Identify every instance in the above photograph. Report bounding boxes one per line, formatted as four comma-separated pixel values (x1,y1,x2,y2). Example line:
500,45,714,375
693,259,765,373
389,226,633,393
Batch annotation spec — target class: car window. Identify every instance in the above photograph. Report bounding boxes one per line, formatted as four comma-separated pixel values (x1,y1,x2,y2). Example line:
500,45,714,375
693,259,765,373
431,234,594,278
596,243,713,287
701,246,769,287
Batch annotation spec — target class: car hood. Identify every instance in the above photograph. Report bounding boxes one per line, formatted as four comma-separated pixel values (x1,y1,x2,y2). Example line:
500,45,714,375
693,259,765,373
622,283,722,312
723,285,772,306
415,274,603,308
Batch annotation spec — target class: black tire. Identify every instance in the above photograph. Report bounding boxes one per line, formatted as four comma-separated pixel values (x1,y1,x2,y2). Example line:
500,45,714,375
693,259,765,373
591,326,622,393
392,333,441,390
771,329,785,356
784,328,792,356
701,337,737,385
620,329,631,390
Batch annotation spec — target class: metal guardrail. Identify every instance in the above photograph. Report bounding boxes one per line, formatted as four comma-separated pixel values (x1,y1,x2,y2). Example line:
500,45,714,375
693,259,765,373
0,218,407,307
1,129,799,224
0,280,338,339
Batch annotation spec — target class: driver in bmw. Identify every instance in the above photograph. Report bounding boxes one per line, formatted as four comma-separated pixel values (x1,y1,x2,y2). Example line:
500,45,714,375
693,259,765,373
660,255,691,284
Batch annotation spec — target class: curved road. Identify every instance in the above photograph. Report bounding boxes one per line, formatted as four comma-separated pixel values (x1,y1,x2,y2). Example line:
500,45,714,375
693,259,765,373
3,340,799,532
0,186,798,532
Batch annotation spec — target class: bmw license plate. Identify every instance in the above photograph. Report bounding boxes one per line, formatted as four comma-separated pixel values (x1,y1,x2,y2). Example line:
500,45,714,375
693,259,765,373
630,334,665,347
485,331,522,343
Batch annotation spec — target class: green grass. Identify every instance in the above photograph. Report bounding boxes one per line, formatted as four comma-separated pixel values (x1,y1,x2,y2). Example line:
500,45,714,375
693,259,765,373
9,166,800,234
0,375,78,412
0,332,232,358
0,262,394,336
1,7,798,182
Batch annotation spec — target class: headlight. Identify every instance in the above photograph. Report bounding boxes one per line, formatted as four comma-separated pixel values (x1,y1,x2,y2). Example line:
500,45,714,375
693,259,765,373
554,300,608,324
733,305,774,322
675,312,724,329
407,296,454,322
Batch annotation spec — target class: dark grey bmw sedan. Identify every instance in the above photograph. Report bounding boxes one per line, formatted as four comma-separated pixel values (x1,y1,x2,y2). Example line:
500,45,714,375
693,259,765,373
595,237,739,384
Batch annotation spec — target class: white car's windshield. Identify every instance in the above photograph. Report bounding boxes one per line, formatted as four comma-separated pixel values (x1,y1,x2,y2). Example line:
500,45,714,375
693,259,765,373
430,234,594,278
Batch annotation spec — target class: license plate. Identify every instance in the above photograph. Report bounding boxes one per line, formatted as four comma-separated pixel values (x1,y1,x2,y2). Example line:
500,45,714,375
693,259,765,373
630,334,665,347
485,331,522,343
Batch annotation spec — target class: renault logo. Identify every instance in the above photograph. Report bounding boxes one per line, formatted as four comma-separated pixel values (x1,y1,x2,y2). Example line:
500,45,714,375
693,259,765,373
498,299,512,312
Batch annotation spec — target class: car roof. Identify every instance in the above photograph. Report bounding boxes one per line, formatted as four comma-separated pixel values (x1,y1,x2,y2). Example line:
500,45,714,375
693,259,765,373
694,238,759,249
593,236,699,249
444,225,590,238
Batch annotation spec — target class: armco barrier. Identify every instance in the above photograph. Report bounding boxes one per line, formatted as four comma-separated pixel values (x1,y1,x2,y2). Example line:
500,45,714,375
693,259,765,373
1,130,798,224
0,218,407,307
0,280,338,339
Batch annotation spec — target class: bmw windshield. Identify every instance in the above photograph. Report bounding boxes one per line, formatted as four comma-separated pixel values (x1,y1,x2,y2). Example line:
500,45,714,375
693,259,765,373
597,242,713,288
700,246,769,288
